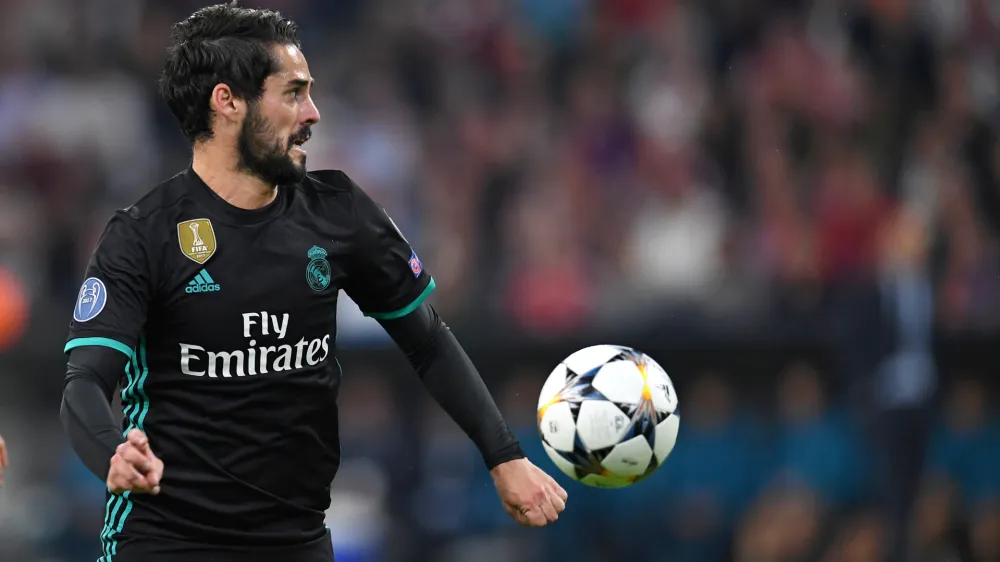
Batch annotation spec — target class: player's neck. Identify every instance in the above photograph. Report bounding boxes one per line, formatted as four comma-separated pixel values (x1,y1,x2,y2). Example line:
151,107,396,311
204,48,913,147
191,145,278,210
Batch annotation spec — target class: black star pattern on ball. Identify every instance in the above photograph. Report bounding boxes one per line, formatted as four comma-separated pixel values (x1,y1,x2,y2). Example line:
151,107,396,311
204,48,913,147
540,351,684,485
537,364,608,422
559,434,616,481
540,361,666,484
609,348,673,445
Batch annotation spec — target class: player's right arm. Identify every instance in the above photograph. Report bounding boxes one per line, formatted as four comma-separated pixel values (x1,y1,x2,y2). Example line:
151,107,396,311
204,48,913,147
59,210,162,494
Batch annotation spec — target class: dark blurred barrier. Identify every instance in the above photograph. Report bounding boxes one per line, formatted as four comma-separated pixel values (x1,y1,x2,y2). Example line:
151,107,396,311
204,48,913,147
7,299,997,407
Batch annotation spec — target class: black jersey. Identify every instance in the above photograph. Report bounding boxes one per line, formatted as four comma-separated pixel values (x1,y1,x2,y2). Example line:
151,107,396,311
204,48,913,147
64,168,434,549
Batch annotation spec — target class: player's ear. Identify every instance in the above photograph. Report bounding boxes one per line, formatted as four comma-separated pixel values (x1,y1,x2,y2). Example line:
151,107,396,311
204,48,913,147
210,84,243,124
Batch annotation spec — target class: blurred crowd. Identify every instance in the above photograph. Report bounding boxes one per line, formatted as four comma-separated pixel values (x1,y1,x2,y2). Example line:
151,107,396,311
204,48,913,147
1,0,998,335
1,0,999,561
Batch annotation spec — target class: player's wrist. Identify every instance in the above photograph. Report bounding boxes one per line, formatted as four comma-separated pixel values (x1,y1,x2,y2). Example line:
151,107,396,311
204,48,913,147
484,440,526,471
477,419,525,470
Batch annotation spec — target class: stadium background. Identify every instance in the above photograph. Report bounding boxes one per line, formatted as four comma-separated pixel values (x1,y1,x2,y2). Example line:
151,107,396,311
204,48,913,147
0,0,999,560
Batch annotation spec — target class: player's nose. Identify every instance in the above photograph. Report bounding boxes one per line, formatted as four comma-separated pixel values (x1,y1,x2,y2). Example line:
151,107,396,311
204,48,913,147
300,96,320,127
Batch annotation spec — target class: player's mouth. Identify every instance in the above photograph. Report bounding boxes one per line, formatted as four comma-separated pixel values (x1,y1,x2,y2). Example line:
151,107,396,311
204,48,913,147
289,132,310,155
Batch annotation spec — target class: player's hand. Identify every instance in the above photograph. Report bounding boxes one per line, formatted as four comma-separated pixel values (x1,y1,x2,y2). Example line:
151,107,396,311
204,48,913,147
491,457,567,527
106,429,164,495
0,433,8,487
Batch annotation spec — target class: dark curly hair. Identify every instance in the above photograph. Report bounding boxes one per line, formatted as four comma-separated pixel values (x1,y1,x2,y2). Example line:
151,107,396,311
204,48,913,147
158,2,301,143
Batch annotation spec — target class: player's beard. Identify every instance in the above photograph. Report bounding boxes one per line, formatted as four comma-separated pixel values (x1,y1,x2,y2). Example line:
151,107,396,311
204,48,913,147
236,103,310,187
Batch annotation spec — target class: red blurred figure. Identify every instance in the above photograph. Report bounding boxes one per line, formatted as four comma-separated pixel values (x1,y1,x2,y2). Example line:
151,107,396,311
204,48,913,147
0,268,28,351
0,433,8,487
814,149,893,281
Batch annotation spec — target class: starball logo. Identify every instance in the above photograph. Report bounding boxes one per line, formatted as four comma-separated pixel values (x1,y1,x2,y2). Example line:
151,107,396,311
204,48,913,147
179,311,330,378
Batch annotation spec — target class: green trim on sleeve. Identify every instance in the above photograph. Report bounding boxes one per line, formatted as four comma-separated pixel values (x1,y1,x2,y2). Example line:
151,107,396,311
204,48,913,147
364,277,437,320
64,337,134,359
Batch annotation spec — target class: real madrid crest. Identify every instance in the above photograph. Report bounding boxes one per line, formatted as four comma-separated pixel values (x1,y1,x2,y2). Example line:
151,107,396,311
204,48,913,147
306,245,331,292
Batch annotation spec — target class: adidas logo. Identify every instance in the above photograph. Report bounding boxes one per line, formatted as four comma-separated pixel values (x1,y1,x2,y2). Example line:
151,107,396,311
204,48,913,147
185,269,221,294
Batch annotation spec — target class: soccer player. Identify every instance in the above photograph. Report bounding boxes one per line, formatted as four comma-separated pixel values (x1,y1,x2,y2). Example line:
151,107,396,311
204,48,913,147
58,4,567,561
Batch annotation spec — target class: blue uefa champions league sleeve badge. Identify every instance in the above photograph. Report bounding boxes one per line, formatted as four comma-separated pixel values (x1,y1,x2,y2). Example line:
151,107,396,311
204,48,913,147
74,277,108,322
408,250,423,278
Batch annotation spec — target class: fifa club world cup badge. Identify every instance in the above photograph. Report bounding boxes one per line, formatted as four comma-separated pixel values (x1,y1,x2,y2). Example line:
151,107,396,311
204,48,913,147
177,218,217,264
306,246,332,292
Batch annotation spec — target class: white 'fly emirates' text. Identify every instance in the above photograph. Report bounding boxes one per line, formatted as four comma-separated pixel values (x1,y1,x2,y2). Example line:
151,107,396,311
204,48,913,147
179,311,330,378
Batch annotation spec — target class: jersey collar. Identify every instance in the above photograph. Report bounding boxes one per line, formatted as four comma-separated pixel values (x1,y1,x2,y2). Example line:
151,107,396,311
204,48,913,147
183,168,290,226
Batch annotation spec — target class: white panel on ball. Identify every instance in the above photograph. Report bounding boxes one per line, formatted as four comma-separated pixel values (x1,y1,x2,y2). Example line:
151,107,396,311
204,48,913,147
653,415,680,464
538,363,568,408
542,442,579,481
592,360,645,405
601,435,654,478
562,345,624,374
539,401,577,452
575,400,629,451
645,361,678,413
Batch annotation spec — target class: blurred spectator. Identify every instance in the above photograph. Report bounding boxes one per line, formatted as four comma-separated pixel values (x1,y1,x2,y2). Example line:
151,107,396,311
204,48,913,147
624,147,729,304
47,451,105,562
821,510,886,562
813,148,892,283
925,377,1000,521
647,373,764,562
735,484,824,562
968,501,1000,562
0,268,28,351
911,477,965,562
769,362,864,510
935,169,1000,332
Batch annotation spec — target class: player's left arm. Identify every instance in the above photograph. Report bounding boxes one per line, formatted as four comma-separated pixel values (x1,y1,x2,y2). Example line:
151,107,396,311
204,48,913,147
377,304,524,468
379,304,567,526
341,178,520,467
342,177,566,526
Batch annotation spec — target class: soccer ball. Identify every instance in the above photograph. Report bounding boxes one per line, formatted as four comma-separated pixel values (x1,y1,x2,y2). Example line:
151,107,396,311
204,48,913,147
537,345,680,488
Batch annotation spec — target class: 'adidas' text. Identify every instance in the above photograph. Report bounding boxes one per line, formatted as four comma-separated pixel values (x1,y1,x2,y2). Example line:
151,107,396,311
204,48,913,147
186,269,221,294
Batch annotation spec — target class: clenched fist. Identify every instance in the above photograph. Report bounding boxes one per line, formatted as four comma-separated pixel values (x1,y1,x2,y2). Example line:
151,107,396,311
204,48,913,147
491,458,568,527
107,429,164,495
0,433,8,487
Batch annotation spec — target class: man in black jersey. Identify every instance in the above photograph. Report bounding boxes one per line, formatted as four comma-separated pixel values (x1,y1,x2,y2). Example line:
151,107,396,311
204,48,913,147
59,4,567,561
